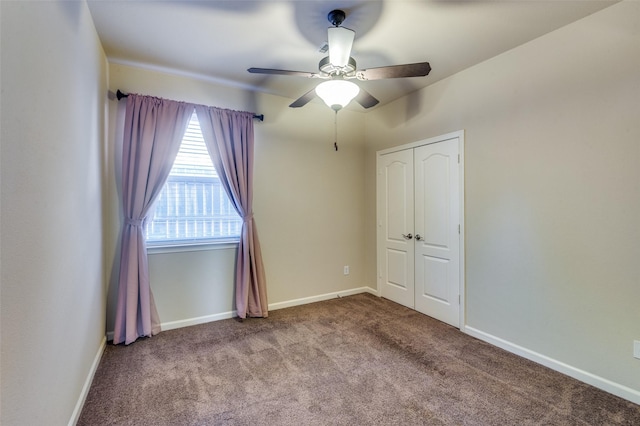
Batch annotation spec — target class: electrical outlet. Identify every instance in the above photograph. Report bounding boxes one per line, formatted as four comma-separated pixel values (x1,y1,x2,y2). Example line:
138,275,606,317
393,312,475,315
343,265,350,275
634,340,640,360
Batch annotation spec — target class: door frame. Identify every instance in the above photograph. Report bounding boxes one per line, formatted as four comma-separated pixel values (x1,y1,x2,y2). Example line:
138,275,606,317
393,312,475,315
376,130,466,331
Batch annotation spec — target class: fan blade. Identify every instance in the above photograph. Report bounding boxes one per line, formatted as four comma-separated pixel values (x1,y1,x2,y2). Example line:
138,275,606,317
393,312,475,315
354,87,379,109
289,88,317,108
328,26,355,67
248,68,320,78
356,62,431,81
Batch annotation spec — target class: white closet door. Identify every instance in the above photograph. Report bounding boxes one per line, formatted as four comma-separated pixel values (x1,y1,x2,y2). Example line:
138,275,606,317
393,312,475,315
377,149,415,308
413,139,460,327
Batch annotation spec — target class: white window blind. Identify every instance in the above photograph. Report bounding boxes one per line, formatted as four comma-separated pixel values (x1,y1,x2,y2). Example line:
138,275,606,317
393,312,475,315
145,111,242,244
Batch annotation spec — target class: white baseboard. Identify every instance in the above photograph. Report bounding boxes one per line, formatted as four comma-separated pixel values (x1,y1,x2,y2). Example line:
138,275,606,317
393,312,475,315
106,287,378,340
268,286,378,311
68,336,106,426
161,310,238,331
464,326,640,406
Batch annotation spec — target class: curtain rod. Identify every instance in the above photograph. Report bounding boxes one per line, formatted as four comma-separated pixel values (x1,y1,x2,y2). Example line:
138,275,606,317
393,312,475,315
115,90,264,122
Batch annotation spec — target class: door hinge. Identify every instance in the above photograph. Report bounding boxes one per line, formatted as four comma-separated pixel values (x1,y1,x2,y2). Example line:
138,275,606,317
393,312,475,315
458,295,461,304
458,224,460,234
458,154,460,164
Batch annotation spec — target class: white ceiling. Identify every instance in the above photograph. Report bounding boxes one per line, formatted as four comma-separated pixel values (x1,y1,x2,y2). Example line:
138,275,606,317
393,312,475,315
87,0,616,110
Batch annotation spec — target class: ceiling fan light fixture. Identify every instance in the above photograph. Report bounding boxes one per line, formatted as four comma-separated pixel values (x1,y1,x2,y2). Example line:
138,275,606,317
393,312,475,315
328,26,355,68
316,80,360,111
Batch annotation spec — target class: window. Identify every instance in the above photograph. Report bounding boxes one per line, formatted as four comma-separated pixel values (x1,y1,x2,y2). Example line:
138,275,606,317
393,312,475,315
145,111,242,245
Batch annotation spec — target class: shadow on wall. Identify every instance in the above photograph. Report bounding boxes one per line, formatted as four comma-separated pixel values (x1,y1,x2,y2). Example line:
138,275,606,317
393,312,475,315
106,100,126,335
57,0,83,29
377,78,449,130
404,90,424,123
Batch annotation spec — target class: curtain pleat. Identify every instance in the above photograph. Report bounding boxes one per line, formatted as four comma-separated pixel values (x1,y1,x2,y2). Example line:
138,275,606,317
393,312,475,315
113,94,194,345
195,106,268,319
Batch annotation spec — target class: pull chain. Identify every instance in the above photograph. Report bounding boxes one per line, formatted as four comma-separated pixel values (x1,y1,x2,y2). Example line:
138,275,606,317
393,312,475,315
334,110,338,151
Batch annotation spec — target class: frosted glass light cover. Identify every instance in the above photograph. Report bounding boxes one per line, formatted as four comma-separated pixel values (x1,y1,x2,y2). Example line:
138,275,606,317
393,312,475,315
315,80,360,110
328,27,355,67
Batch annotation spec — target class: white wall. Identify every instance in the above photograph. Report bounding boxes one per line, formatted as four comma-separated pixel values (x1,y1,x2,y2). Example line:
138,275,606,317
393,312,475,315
106,64,368,331
0,1,108,424
364,2,640,400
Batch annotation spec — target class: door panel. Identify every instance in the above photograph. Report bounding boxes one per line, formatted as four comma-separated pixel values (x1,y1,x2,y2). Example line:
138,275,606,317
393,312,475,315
421,153,450,249
420,255,449,302
414,139,460,327
378,150,414,308
386,249,408,289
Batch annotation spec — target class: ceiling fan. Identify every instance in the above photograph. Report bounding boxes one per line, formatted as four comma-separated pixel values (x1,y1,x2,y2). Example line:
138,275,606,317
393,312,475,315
248,9,432,111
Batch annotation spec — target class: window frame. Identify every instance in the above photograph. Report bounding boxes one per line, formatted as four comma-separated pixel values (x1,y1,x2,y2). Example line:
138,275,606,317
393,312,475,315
146,239,239,254
144,111,242,251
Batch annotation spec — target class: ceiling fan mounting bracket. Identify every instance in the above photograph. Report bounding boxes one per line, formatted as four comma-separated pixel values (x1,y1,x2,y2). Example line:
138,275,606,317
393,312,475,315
327,9,346,27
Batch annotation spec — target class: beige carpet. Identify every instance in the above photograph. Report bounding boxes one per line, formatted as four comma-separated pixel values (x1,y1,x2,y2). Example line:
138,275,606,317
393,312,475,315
78,293,640,425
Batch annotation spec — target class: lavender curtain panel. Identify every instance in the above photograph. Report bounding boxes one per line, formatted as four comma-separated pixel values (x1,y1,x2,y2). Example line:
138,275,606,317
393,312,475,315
195,106,268,319
113,94,194,345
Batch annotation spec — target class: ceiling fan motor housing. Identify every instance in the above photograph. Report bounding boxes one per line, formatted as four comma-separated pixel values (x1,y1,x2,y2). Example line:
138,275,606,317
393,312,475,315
319,56,357,77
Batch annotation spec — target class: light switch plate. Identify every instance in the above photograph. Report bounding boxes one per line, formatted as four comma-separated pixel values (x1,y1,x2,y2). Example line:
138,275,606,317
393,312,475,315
634,340,640,359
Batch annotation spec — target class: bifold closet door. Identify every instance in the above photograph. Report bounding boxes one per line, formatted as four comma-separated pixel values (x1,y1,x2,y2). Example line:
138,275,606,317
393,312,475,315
377,149,415,308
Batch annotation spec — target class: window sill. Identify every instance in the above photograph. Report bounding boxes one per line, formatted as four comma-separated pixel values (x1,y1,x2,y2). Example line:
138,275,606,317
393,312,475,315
146,239,239,254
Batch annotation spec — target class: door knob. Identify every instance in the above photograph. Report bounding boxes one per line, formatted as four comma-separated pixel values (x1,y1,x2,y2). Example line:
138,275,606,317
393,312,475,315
402,233,413,240
415,234,423,241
